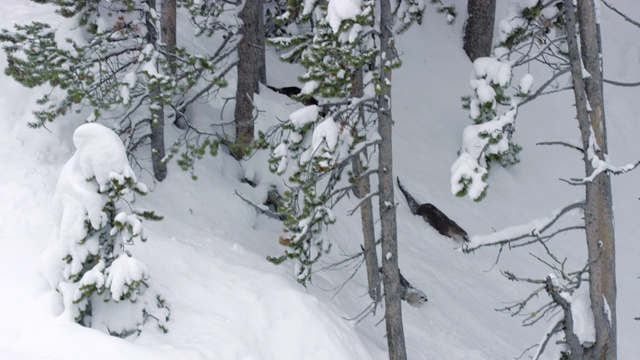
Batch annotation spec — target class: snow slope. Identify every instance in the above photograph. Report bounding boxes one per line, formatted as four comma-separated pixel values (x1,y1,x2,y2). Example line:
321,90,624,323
1,1,639,359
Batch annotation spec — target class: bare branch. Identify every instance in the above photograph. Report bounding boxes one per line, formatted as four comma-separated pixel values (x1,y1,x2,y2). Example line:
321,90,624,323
603,78,640,87
536,141,583,153
518,67,571,107
347,192,379,216
531,319,563,360
177,60,239,113
234,190,284,220
601,0,640,29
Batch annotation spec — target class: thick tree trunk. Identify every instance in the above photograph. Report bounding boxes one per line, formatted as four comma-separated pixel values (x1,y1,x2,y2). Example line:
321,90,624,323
148,0,167,181
233,0,265,159
463,0,496,61
563,1,616,358
378,1,406,359
161,0,176,74
351,67,380,303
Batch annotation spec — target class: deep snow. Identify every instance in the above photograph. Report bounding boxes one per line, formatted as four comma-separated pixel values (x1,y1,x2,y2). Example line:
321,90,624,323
1,1,639,359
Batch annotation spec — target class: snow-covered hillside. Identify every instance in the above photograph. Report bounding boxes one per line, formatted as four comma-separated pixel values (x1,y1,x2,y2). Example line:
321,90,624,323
1,1,639,359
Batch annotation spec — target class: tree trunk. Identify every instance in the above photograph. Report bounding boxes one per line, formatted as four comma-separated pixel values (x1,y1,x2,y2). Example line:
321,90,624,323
148,0,167,181
378,0,407,359
161,0,176,75
233,0,265,159
563,1,616,358
351,67,380,303
463,0,496,62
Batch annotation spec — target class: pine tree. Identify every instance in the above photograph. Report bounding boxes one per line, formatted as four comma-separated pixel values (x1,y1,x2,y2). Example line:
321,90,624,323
45,123,167,337
0,0,239,180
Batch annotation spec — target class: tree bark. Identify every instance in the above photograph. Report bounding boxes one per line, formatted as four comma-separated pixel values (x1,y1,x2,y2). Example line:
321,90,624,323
148,0,167,181
378,0,407,359
563,1,616,358
161,0,176,74
233,0,265,159
463,0,496,62
351,67,380,303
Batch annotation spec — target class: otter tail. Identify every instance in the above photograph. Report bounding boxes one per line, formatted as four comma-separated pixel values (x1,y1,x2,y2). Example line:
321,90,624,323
396,177,420,215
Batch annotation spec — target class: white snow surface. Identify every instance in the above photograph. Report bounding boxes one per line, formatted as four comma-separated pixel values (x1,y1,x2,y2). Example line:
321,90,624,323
571,285,596,346
2,1,640,360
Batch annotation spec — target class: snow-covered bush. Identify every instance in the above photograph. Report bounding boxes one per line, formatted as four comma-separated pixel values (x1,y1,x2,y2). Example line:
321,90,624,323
44,123,168,337
452,0,564,201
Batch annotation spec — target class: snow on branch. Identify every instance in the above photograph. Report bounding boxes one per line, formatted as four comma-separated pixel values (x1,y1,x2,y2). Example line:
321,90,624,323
464,202,585,252
569,128,640,184
452,56,530,201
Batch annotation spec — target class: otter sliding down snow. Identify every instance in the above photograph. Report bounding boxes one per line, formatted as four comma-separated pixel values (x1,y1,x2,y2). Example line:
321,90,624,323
397,177,469,243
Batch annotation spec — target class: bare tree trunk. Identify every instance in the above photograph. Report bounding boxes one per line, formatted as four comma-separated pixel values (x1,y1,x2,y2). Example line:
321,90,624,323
463,0,496,61
564,1,616,358
233,0,265,159
161,0,176,75
378,0,406,358
148,0,167,181
351,67,380,303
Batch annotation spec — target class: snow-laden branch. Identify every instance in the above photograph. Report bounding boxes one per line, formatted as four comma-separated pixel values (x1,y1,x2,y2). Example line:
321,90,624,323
569,128,640,184
464,202,585,252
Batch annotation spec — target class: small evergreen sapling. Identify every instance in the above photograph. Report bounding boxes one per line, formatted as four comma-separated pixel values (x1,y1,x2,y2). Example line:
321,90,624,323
44,123,168,337
452,1,564,201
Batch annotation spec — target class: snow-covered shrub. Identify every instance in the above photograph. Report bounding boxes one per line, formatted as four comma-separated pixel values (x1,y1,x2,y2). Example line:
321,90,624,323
44,123,168,337
452,0,564,201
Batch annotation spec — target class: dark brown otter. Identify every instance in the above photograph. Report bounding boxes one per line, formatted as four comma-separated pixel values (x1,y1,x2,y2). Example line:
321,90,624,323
397,177,469,243
266,85,319,106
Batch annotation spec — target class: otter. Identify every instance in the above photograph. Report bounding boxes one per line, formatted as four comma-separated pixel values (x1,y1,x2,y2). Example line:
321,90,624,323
399,270,428,305
266,85,319,106
380,267,428,306
397,177,470,243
